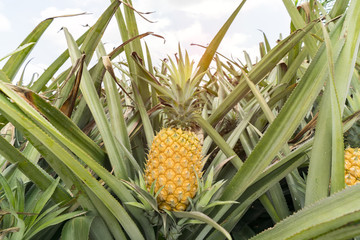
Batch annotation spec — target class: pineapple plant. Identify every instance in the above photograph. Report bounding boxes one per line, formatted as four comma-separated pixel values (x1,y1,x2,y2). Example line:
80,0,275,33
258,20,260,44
0,0,360,239
144,51,205,211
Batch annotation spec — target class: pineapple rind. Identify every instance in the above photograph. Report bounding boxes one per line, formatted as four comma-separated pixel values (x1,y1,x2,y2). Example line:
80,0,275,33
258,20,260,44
345,147,360,186
145,128,203,211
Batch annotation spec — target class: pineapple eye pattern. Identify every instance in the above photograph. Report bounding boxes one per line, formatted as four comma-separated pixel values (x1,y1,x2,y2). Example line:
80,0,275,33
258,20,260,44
145,128,203,211
345,147,360,186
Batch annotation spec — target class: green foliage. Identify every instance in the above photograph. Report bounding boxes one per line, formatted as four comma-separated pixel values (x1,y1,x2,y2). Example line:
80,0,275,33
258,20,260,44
0,175,84,240
0,0,359,239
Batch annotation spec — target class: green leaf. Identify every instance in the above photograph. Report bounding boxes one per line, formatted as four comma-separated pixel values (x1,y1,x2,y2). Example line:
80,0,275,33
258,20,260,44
64,27,128,178
291,211,360,240
84,188,127,240
206,111,360,239
0,43,35,63
282,0,318,56
250,184,360,240
196,0,246,77
112,0,151,103
0,69,11,85
24,211,85,240
1,18,53,80
242,69,275,122
98,42,132,164
0,90,81,192
0,91,145,240
132,81,154,146
207,107,256,174
322,22,344,194
115,137,142,173
124,202,147,210
203,201,238,210
173,211,232,240
61,216,95,240
89,216,116,240
212,16,343,221
305,0,360,204
198,140,312,240
121,180,158,211
208,20,319,125
194,114,242,169
15,179,25,219
10,209,26,240
0,173,16,209
314,221,360,240
23,91,106,166
0,81,153,239
329,0,350,18
80,0,121,65
26,178,60,227
30,28,89,92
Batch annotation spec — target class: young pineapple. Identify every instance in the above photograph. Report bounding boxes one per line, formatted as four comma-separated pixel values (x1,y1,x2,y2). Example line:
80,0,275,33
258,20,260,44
144,49,205,211
344,147,360,186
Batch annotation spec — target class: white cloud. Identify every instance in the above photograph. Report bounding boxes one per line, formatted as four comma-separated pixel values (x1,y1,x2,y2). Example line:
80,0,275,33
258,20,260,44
171,0,238,19
218,32,251,56
0,14,11,31
136,0,237,20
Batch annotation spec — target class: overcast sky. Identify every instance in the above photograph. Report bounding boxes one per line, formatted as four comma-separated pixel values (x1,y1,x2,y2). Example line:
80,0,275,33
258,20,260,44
0,0,291,82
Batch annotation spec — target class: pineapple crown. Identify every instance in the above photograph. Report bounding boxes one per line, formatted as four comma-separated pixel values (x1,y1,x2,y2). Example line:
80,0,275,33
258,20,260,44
154,46,206,129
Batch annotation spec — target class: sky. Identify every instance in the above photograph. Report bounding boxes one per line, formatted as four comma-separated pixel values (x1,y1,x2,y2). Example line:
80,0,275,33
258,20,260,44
0,0,291,82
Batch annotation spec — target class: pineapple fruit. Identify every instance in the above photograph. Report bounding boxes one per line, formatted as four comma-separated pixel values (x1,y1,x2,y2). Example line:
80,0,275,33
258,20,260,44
145,128,203,211
344,147,360,186
144,49,204,211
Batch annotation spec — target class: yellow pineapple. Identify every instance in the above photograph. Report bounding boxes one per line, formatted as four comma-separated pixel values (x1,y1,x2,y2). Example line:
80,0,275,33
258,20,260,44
144,49,205,211
145,128,203,211
344,147,360,186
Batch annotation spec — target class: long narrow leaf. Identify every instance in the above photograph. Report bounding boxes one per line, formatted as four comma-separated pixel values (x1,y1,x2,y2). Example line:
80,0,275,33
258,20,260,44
24,211,85,240
282,0,318,55
208,20,319,125
196,0,246,77
84,188,128,240
2,18,53,80
0,81,153,239
195,115,242,169
0,92,145,239
196,16,344,239
173,211,232,240
61,216,95,240
26,178,60,227
22,90,106,165
250,184,360,240
64,27,128,178
219,13,343,209
99,43,132,152
305,0,360,204
204,140,312,240
80,0,121,65
0,173,16,209
322,22,344,194
30,29,90,92
132,81,154,145
0,136,71,204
